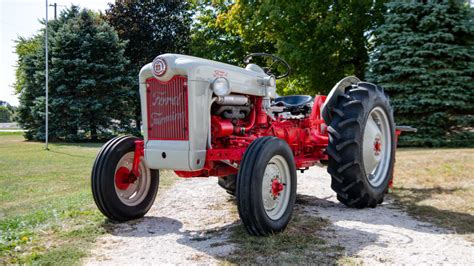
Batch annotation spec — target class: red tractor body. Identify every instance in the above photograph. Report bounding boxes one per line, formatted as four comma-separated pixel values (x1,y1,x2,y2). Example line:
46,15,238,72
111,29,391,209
174,95,328,178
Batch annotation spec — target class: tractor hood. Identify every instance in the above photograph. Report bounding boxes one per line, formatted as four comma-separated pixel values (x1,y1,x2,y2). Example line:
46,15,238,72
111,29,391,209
139,53,277,98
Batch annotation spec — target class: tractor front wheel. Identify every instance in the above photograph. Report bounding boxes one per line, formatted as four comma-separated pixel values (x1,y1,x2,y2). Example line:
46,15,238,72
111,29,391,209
91,136,159,221
237,137,297,236
326,82,395,208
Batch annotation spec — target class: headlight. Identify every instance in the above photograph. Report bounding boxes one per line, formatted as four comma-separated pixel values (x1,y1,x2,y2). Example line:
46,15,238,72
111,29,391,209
261,76,276,87
212,77,231,96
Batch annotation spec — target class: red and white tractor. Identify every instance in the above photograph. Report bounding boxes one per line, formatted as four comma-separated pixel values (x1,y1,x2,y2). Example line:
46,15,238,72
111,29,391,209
91,53,408,236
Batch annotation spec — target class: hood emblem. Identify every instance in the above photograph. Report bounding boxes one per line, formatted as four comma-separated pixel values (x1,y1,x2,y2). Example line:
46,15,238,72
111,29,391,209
152,57,167,78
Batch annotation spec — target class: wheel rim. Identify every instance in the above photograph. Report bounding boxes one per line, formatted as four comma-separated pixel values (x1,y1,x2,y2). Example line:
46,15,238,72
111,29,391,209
261,155,291,220
362,106,392,187
114,152,151,206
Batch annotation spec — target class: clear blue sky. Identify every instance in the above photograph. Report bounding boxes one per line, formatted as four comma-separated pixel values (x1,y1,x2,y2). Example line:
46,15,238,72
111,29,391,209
0,0,111,106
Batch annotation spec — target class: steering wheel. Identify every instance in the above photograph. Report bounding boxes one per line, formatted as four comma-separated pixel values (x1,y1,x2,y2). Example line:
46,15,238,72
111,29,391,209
243,53,291,79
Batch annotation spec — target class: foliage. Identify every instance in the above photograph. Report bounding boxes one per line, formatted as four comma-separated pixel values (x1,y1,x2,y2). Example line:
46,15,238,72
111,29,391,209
190,2,247,66
0,106,10,123
50,9,133,141
367,1,474,147
0,101,15,123
104,0,193,132
190,1,276,67
15,7,133,141
209,0,387,95
14,34,43,139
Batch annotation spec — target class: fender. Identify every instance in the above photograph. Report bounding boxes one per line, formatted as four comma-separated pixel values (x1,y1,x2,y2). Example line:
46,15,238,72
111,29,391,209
320,76,360,124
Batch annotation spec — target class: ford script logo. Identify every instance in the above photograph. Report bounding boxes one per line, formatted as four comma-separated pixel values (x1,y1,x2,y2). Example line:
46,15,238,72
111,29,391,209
151,91,182,106
152,57,167,78
150,112,184,127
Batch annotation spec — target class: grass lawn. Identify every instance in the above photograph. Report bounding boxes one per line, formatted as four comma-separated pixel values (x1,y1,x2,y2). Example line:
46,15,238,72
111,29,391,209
392,148,474,241
223,206,347,264
0,132,175,264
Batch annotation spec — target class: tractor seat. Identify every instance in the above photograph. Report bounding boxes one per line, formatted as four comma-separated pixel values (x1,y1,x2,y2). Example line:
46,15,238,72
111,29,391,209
274,95,313,107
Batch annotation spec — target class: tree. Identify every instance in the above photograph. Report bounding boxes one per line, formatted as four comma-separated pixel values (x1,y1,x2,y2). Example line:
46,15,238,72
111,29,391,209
15,34,48,140
214,0,387,95
49,9,132,141
367,1,474,147
0,101,15,123
15,7,81,140
104,0,193,133
190,1,277,67
190,2,247,66
15,7,133,141
0,106,10,123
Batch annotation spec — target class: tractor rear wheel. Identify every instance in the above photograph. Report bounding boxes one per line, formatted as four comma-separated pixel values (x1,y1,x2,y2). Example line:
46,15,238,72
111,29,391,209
237,137,297,236
326,82,395,208
91,136,159,221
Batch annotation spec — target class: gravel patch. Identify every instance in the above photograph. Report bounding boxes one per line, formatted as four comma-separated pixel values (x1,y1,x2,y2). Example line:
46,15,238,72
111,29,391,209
85,167,474,265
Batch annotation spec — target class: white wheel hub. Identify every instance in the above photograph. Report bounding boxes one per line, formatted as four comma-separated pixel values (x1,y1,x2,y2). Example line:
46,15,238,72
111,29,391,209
362,107,392,187
114,152,151,206
261,155,291,220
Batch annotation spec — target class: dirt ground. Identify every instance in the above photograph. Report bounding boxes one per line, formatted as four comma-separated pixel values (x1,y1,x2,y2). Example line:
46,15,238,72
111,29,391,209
85,167,474,265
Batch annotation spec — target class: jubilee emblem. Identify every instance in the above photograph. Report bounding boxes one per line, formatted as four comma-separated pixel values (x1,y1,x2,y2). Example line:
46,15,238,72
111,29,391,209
152,57,167,77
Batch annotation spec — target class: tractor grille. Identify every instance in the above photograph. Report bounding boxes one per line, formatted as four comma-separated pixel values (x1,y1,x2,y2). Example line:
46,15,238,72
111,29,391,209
146,76,188,140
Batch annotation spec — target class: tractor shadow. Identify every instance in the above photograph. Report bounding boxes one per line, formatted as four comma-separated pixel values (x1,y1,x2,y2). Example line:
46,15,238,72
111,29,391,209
390,187,474,238
296,191,474,254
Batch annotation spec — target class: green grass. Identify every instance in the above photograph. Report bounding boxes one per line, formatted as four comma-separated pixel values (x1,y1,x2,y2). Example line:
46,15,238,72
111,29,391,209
222,204,349,264
0,133,176,264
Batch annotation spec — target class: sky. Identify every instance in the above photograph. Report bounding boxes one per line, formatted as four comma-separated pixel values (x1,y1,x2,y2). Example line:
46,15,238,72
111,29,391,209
0,0,111,106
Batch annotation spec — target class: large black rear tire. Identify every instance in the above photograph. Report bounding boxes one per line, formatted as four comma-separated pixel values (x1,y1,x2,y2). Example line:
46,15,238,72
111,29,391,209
91,136,159,221
325,82,395,208
237,137,297,236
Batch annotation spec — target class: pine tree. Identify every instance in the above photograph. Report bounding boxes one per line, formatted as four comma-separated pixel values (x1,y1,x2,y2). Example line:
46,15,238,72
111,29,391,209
15,7,81,140
15,7,133,141
368,1,474,147
50,9,132,141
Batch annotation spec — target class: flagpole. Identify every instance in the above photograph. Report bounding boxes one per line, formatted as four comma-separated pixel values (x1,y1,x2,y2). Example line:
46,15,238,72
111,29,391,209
45,0,49,150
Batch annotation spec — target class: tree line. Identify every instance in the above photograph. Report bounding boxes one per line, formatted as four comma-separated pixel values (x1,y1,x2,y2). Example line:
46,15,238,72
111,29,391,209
0,101,15,123
14,0,473,146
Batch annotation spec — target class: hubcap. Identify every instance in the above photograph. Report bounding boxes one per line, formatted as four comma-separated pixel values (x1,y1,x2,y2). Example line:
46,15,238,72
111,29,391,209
362,107,392,187
114,152,151,206
262,155,291,220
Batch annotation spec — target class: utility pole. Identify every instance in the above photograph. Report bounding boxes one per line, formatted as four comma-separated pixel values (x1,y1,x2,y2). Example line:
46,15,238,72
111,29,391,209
45,0,49,150
49,3,57,20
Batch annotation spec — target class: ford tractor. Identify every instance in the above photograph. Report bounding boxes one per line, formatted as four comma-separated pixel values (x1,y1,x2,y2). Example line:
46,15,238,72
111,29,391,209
91,53,409,236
